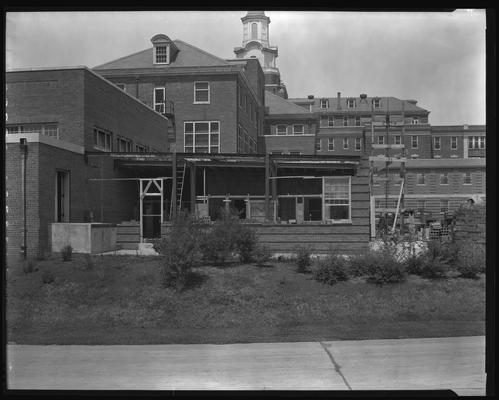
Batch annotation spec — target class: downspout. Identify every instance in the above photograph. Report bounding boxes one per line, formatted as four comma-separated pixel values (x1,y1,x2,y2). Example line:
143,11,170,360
20,138,28,260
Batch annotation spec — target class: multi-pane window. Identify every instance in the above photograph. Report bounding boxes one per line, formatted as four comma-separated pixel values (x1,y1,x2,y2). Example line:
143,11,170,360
378,136,385,145
93,128,112,151
328,138,334,151
320,99,329,109
440,200,449,213
417,173,425,185
276,125,287,135
324,177,351,222
135,144,148,152
440,173,449,185
154,45,169,64
451,136,458,150
184,121,220,153
343,137,348,149
315,138,321,151
117,137,132,152
355,116,361,126
6,123,59,139
411,135,418,148
468,136,485,149
328,115,335,127
394,135,401,145
194,82,210,103
355,137,362,151
343,116,348,127
412,117,419,125
373,98,381,109
463,172,472,185
154,87,166,113
433,136,441,150
289,151,301,156
347,99,356,108
293,124,304,135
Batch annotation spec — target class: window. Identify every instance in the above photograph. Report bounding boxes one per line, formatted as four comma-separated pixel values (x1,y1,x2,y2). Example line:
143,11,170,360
343,137,348,149
355,137,362,151
394,135,401,145
320,99,329,109
417,173,425,185
324,177,351,222
328,115,335,127
154,45,169,64
347,99,356,108
451,136,458,150
55,170,70,222
116,84,126,91
412,117,419,125
355,116,361,126
343,116,348,127
411,135,418,149
293,124,304,135
6,123,59,139
328,138,334,151
440,173,449,185
117,137,132,152
194,82,210,104
276,125,287,135
184,121,220,153
377,136,385,145
315,138,321,151
93,128,112,151
463,172,472,185
271,150,283,155
135,144,148,152
440,200,449,213
433,136,441,150
468,136,485,149
320,115,328,127
154,87,166,113
251,23,258,39
289,151,301,156
373,98,381,109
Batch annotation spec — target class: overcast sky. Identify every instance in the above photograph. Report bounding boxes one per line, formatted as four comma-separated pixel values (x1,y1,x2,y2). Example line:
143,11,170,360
6,10,486,125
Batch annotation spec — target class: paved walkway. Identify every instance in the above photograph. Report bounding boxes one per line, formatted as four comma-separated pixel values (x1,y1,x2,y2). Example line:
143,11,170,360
7,336,485,394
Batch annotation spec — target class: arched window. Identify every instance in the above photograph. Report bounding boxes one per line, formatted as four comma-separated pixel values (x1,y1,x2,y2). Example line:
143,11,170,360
251,23,258,39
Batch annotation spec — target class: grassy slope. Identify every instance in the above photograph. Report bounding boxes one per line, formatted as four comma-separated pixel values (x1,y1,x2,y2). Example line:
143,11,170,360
7,255,485,345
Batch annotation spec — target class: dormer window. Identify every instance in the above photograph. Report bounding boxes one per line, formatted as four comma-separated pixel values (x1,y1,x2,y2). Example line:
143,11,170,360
347,99,356,108
412,117,419,125
155,45,169,64
373,98,381,109
320,99,329,109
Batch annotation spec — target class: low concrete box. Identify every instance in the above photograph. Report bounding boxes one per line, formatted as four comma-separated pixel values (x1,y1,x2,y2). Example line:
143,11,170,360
51,223,117,254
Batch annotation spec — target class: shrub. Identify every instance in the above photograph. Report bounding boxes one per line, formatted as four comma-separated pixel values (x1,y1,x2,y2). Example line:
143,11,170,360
314,255,349,285
296,246,312,273
426,240,459,267
456,243,485,279
41,270,55,284
236,226,258,264
404,253,425,276
253,244,272,267
364,251,407,285
61,245,73,261
348,252,371,277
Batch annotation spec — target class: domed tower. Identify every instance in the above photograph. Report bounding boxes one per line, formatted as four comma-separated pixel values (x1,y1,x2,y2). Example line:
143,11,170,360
234,11,288,98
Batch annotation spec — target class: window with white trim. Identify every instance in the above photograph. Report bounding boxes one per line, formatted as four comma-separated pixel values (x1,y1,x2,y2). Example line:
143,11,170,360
468,136,485,149
154,87,166,113
394,135,401,145
117,136,132,152
194,82,210,104
328,138,334,151
184,121,220,153
417,173,425,185
154,45,169,64
320,99,329,109
355,137,362,151
440,173,448,185
412,117,419,125
433,136,441,150
328,115,335,127
411,135,418,149
315,138,321,151
324,176,351,222
293,124,304,135
343,116,348,126
343,137,348,149
347,99,356,108
451,136,458,150
373,98,381,109
355,116,361,126
289,151,301,156
378,136,385,145
7,123,59,139
93,128,112,151
463,172,472,185
276,125,287,135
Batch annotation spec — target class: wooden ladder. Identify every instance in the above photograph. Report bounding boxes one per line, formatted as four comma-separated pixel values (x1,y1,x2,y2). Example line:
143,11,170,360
170,161,186,219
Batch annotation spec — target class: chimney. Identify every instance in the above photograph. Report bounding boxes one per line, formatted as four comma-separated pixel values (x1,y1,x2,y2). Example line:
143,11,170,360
337,92,342,110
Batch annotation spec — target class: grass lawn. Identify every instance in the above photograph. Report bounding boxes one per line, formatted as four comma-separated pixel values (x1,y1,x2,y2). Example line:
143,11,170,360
7,254,485,345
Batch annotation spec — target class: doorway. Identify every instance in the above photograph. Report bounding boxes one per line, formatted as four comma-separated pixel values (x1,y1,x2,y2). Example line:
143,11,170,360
55,170,70,222
278,197,296,222
304,197,322,221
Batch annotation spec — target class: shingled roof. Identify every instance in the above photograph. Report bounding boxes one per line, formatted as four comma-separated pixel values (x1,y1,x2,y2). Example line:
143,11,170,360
93,39,230,70
265,91,314,116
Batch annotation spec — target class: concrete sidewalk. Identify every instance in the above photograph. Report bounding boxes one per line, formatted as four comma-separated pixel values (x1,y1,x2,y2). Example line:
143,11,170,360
7,336,485,394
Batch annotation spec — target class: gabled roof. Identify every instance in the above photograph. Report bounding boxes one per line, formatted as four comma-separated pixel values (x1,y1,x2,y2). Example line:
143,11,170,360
93,39,230,70
288,96,429,114
265,91,314,116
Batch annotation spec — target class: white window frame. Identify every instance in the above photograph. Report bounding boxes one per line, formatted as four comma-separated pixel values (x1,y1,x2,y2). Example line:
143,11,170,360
355,116,361,126
93,128,112,151
347,99,356,108
451,136,458,150
154,87,166,114
194,81,210,104
355,137,362,151
412,117,419,125
411,135,418,149
433,136,441,150
289,151,302,156
320,99,329,109
315,138,321,151
183,121,220,153
343,137,349,149
468,136,485,149
7,123,59,139
117,136,133,152
276,125,288,135
373,98,381,109
463,172,472,185
440,173,449,185
417,173,426,185
323,176,351,224
154,44,169,64
394,135,401,145
292,124,304,135
328,115,335,127
328,138,334,151
378,136,385,145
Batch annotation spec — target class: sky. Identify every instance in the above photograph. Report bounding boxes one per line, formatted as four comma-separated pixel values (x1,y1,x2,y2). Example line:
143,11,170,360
6,10,486,125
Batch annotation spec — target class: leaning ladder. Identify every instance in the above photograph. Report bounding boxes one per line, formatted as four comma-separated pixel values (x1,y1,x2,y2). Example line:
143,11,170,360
170,161,186,219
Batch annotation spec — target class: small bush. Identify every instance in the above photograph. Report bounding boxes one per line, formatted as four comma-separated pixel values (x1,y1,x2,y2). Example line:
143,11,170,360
296,246,312,273
364,252,407,285
236,227,258,264
404,253,425,276
347,252,371,277
61,245,73,261
253,244,272,267
41,270,55,284
314,255,349,285
84,254,94,270
419,256,449,279
426,240,459,267
456,243,485,279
